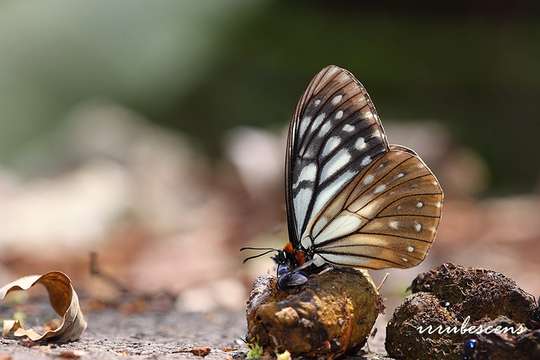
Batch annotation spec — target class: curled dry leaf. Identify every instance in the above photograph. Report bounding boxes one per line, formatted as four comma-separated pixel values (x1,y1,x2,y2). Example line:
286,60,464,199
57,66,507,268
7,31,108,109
0,271,87,342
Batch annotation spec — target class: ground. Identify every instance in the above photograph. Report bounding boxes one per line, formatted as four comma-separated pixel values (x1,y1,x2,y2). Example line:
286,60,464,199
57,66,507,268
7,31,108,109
0,310,243,360
0,309,392,359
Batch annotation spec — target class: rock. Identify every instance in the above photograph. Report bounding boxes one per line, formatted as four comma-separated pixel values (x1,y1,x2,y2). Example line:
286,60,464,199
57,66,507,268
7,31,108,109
246,268,381,359
386,263,539,360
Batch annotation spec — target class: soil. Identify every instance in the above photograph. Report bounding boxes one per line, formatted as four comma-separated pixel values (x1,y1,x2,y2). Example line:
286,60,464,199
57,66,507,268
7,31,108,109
0,309,392,359
0,310,244,360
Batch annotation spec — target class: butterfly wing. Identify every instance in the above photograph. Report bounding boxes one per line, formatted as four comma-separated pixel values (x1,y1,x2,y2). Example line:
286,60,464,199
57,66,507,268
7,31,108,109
286,65,443,269
305,145,444,269
285,65,389,248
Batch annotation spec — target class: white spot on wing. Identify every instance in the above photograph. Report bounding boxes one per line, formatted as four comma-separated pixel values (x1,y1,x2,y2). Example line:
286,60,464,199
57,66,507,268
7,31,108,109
293,163,317,189
312,113,326,131
331,95,343,105
294,187,313,235
321,149,351,182
343,124,355,132
361,156,372,166
335,110,344,119
322,136,341,157
314,99,321,106
407,246,415,253
414,222,422,232
374,184,386,194
416,201,424,208
389,220,399,230
319,121,332,137
299,116,311,138
363,174,374,185
355,137,366,150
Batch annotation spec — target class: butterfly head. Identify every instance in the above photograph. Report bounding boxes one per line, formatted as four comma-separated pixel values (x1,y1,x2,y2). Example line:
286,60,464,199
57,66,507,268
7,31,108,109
281,242,307,267
272,243,309,290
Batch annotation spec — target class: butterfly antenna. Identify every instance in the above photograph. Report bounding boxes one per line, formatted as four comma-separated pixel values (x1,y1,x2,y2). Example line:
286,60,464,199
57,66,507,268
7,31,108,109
240,246,279,252
242,249,279,263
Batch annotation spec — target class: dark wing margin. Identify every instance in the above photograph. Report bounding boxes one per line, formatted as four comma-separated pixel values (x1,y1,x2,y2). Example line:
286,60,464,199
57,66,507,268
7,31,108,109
285,65,390,248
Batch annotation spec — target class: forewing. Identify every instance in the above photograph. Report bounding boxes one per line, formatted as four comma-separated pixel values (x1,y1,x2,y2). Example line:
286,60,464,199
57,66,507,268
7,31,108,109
285,65,389,248
305,147,443,269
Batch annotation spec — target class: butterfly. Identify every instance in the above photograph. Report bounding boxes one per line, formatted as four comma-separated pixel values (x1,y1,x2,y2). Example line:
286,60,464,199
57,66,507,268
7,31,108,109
242,65,444,290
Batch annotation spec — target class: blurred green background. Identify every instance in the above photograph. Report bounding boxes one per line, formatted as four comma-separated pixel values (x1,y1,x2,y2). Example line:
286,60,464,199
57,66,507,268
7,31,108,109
1,0,539,193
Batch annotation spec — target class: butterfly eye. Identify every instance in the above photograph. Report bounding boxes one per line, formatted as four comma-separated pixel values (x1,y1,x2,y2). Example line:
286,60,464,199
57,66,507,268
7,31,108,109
278,271,308,290
277,263,290,276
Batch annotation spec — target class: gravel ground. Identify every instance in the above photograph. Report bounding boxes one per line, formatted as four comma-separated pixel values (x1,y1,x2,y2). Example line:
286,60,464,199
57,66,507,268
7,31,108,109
0,310,245,360
0,309,392,359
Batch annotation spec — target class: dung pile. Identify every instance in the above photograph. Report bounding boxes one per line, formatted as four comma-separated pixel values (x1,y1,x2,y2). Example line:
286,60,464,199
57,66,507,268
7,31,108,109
386,263,539,360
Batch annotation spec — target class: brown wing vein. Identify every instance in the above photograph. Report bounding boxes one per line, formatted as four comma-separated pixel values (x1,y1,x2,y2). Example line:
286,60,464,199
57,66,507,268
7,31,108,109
319,253,403,268
319,244,424,261
371,191,443,217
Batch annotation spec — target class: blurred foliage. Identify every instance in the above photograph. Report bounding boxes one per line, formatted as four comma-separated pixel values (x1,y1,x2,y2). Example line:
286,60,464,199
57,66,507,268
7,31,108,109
0,0,259,165
0,1,539,194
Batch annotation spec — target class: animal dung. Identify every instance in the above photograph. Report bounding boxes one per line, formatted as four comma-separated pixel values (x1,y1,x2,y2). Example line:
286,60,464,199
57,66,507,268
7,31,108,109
386,263,539,360
246,268,381,359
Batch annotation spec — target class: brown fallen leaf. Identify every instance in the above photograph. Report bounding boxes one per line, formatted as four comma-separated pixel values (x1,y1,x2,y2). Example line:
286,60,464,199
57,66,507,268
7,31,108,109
174,347,212,357
191,346,211,357
55,350,87,359
0,271,87,343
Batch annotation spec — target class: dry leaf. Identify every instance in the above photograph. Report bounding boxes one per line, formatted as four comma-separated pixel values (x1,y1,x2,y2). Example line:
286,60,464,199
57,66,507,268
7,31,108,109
190,346,211,357
0,271,87,342
55,350,87,358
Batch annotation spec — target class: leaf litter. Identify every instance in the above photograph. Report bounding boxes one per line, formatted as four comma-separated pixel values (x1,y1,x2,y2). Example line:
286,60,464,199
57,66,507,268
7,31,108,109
0,271,87,343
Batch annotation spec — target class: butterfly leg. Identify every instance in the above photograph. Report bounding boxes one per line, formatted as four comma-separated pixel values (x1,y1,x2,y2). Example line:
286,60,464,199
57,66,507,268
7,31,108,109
317,265,334,276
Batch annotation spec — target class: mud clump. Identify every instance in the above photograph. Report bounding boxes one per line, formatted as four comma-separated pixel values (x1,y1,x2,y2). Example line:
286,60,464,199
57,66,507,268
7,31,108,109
463,317,540,359
386,292,463,358
246,268,381,359
386,263,539,360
